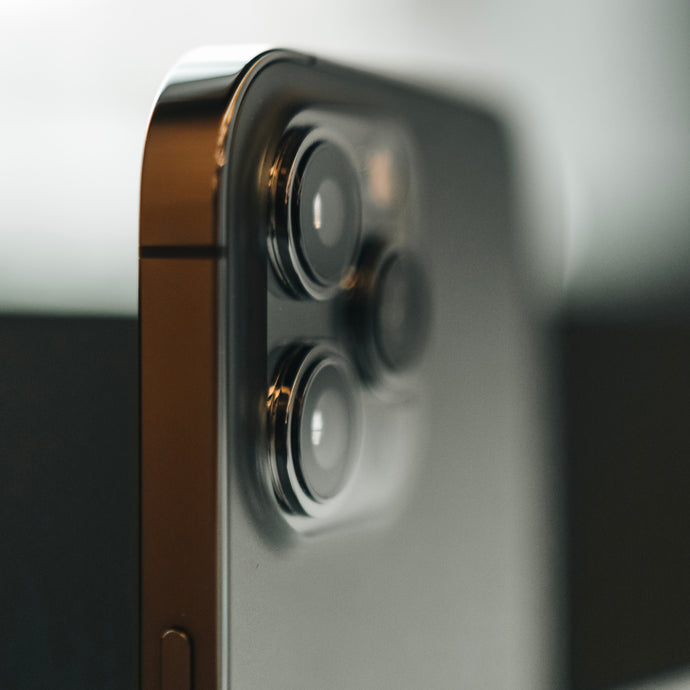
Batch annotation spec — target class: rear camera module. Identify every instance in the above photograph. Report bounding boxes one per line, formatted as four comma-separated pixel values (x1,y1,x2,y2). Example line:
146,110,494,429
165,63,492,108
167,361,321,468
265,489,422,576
267,343,362,517
269,131,362,300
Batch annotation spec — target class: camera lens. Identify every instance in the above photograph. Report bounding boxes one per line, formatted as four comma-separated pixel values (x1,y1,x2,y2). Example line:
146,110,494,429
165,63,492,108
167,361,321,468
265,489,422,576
267,344,362,516
296,357,359,501
270,132,361,300
373,251,431,372
345,241,431,383
295,142,360,289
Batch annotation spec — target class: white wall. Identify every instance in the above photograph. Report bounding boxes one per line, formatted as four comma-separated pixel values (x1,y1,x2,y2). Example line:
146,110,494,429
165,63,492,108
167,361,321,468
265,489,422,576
1,0,688,313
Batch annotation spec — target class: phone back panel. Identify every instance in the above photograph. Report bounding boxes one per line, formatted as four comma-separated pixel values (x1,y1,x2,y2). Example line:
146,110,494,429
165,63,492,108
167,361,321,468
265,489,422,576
219,56,556,689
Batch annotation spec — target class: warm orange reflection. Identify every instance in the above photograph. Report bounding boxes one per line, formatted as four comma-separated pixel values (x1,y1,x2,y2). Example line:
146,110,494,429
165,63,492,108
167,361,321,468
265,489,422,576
367,149,394,206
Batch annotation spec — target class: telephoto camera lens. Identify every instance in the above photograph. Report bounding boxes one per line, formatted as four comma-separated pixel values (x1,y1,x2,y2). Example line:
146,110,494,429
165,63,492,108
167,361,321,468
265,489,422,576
269,132,362,300
267,344,362,517
345,241,432,383
372,251,431,372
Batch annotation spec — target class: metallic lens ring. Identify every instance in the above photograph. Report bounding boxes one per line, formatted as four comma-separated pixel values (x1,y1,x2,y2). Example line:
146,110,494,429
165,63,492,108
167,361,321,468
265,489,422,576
267,343,363,519
268,128,362,301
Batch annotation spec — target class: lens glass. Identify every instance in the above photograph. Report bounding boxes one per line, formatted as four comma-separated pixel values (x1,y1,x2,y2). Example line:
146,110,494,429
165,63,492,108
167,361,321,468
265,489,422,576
297,361,359,501
294,142,361,288
374,252,431,372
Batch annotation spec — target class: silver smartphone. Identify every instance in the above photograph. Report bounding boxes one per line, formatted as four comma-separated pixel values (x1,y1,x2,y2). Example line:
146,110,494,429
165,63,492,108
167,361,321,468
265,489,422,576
139,47,556,689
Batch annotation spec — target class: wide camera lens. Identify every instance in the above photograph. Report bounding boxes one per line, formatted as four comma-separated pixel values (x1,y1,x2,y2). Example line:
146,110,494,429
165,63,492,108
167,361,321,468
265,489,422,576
294,142,360,290
270,133,361,300
267,345,362,516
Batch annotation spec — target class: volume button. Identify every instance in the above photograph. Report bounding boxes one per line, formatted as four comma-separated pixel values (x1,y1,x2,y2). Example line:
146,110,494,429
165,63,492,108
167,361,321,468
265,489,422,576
161,628,192,690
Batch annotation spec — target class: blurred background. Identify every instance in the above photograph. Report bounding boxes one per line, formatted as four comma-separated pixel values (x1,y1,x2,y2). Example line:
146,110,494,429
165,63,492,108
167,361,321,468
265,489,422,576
1,2,689,689
1,0,688,315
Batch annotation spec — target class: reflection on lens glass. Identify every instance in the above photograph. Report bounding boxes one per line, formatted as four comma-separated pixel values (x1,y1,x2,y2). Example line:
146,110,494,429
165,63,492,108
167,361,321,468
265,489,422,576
311,178,344,248
313,192,322,231
311,408,324,447
298,360,359,501
309,388,349,471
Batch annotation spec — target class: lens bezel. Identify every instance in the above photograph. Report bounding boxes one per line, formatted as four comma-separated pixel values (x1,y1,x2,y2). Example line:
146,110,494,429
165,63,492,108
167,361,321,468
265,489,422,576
267,343,362,518
269,128,362,300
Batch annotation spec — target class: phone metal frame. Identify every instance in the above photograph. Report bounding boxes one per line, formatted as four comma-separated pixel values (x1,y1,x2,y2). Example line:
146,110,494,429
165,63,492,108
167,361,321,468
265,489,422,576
140,46,301,690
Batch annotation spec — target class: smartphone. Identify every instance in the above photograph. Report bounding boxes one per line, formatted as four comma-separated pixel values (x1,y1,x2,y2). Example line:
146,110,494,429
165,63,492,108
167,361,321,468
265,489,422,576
140,47,556,689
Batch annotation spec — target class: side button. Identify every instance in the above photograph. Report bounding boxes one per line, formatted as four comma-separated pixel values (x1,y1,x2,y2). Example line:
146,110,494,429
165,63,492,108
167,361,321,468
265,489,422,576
161,628,192,690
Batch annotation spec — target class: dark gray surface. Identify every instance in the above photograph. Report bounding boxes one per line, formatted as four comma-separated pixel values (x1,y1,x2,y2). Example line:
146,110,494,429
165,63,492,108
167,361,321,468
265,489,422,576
0,315,138,690
561,316,690,689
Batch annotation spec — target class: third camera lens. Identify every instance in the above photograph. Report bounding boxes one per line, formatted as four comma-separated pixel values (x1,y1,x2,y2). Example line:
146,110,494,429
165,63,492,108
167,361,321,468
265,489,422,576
372,251,431,373
345,241,431,384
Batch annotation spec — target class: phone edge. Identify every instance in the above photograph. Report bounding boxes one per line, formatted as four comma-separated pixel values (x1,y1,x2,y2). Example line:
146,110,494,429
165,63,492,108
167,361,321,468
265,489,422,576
139,47,308,690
